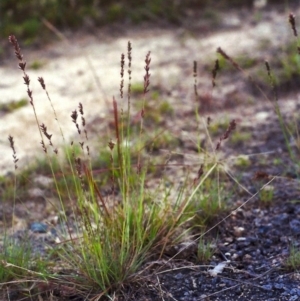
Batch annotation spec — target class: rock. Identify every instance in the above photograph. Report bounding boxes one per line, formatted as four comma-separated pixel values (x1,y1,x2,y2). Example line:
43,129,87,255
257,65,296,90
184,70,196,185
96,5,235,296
30,222,48,233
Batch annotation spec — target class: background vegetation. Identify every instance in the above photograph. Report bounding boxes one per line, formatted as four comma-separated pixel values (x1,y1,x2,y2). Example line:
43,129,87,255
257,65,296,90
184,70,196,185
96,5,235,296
0,0,289,44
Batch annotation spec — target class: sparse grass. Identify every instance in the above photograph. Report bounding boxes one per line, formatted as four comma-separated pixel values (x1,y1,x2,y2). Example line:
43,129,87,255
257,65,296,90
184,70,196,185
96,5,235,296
253,40,300,91
0,235,47,283
285,245,300,271
233,155,251,168
193,172,230,225
0,0,207,42
258,185,274,205
2,10,300,300
208,118,230,137
230,131,252,145
197,237,216,263
133,98,174,126
0,0,277,45
273,157,283,166
2,35,237,299
218,54,259,73
131,82,144,94
145,131,180,152
29,60,46,70
158,100,174,115
0,98,27,114
217,17,300,176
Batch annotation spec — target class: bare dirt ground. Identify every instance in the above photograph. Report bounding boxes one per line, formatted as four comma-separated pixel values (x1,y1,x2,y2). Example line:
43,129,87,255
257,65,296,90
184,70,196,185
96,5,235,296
1,3,300,301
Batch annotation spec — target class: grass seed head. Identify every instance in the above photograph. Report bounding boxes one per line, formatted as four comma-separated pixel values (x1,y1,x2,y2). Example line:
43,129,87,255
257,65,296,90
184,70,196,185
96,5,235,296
127,41,132,71
216,119,236,151
8,135,19,169
265,60,271,76
38,77,46,90
40,123,53,143
193,60,198,99
127,41,132,102
9,35,34,105
212,59,220,87
193,164,204,186
144,51,151,94
289,13,298,37
71,109,81,134
120,53,125,99
41,140,47,153
217,47,242,72
78,102,84,115
8,35,23,63
71,110,78,123
78,103,88,140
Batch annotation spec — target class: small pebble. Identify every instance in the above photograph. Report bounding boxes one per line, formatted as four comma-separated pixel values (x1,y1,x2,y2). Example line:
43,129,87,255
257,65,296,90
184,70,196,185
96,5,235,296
262,284,273,291
289,219,300,235
30,222,48,233
274,283,284,290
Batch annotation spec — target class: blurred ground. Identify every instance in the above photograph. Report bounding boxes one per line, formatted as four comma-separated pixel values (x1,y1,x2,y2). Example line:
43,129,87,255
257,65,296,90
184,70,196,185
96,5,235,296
0,3,299,174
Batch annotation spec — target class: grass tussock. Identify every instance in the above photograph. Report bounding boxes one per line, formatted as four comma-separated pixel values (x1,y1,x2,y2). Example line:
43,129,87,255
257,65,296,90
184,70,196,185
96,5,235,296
1,12,300,300
1,35,233,299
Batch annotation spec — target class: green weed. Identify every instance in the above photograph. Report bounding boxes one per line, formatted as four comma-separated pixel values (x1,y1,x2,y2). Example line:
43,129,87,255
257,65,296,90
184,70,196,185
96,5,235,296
259,185,274,205
197,237,215,263
230,131,252,145
29,60,46,70
0,98,27,114
208,118,230,137
233,155,251,168
285,245,300,270
0,235,46,283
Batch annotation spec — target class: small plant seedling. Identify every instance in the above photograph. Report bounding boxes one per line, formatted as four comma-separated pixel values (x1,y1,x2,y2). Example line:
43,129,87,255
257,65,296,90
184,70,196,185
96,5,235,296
230,131,252,145
29,60,46,70
208,119,230,137
197,237,215,263
234,155,251,168
285,245,300,271
0,98,27,114
0,236,45,283
159,100,174,115
259,185,274,205
131,82,145,94
273,158,282,166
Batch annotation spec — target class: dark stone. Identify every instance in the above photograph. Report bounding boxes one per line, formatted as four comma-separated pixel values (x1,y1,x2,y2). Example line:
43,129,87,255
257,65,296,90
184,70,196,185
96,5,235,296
274,283,284,289
262,284,273,291
30,222,48,233
289,219,300,234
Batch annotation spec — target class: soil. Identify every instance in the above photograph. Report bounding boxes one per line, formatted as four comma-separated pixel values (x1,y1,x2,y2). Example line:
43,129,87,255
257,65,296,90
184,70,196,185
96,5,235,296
1,2,300,301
